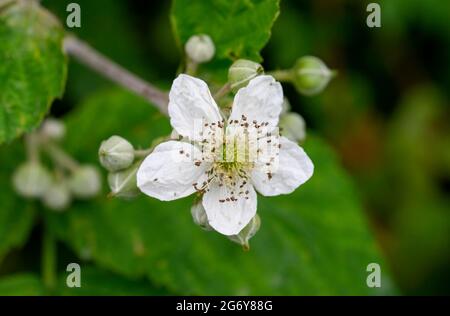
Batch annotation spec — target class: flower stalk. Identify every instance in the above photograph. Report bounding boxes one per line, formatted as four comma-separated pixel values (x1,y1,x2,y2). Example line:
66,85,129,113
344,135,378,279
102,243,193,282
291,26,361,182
44,141,79,173
214,83,232,100
267,69,293,82
134,148,154,158
25,133,39,163
42,228,57,292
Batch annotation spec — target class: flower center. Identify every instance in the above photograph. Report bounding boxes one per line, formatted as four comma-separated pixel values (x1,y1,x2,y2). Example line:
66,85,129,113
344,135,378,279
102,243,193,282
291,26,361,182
194,119,266,195
211,140,254,187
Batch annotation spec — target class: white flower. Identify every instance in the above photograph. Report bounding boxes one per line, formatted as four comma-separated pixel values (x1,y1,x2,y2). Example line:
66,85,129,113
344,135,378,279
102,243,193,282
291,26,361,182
137,74,314,236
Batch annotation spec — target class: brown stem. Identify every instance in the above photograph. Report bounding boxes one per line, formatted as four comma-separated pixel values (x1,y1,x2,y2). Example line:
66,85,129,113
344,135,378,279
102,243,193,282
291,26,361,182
64,35,169,115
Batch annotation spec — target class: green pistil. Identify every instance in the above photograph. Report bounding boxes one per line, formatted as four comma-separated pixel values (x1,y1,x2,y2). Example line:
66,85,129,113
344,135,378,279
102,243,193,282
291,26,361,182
217,161,240,172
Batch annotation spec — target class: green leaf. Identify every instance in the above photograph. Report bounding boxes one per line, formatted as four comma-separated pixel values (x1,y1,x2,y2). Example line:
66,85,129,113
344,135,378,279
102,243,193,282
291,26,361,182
0,1,67,144
0,268,169,296
58,266,169,295
46,88,395,295
0,274,44,295
0,143,36,263
171,0,280,62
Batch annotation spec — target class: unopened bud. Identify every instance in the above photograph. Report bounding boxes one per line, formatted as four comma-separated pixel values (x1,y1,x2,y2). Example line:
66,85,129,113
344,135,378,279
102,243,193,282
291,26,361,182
107,163,140,199
228,59,264,91
69,165,101,199
12,162,51,198
42,180,71,211
280,112,306,143
99,135,135,172
191,200,213,231
40,118,66,140
185,34,215,63
292,56,334,96
228,214,261,250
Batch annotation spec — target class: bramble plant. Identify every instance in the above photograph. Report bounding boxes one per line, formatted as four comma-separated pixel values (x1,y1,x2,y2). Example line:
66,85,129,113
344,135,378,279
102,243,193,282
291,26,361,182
0,0,396,296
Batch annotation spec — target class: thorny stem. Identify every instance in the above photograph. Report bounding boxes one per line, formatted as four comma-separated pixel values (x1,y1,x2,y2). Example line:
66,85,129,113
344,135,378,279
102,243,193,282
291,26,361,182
63,35,169,115
42,229,57,292
44,141,79,173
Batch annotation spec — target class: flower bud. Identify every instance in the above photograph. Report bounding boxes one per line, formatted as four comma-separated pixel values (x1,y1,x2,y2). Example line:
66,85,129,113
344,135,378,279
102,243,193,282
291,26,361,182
12,162,52,198
191,200,213,231
280,112,306,143
292,56,334,96
228,214,261,250
69,165,101,199
228,59,264,91
185,34,215,63
99,135,135,172
107,163,140,199
40,118,66,140
42,180,71,211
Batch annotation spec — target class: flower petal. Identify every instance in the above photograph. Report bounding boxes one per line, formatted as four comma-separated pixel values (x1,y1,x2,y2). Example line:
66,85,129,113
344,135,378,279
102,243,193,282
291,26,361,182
137,141,209,201
202,181,257,236
251,136,313,196
228,75,283,134
168,74,222,141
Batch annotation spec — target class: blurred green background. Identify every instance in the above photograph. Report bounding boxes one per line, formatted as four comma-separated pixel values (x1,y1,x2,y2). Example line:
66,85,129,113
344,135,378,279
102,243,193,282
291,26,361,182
0,0,448,295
